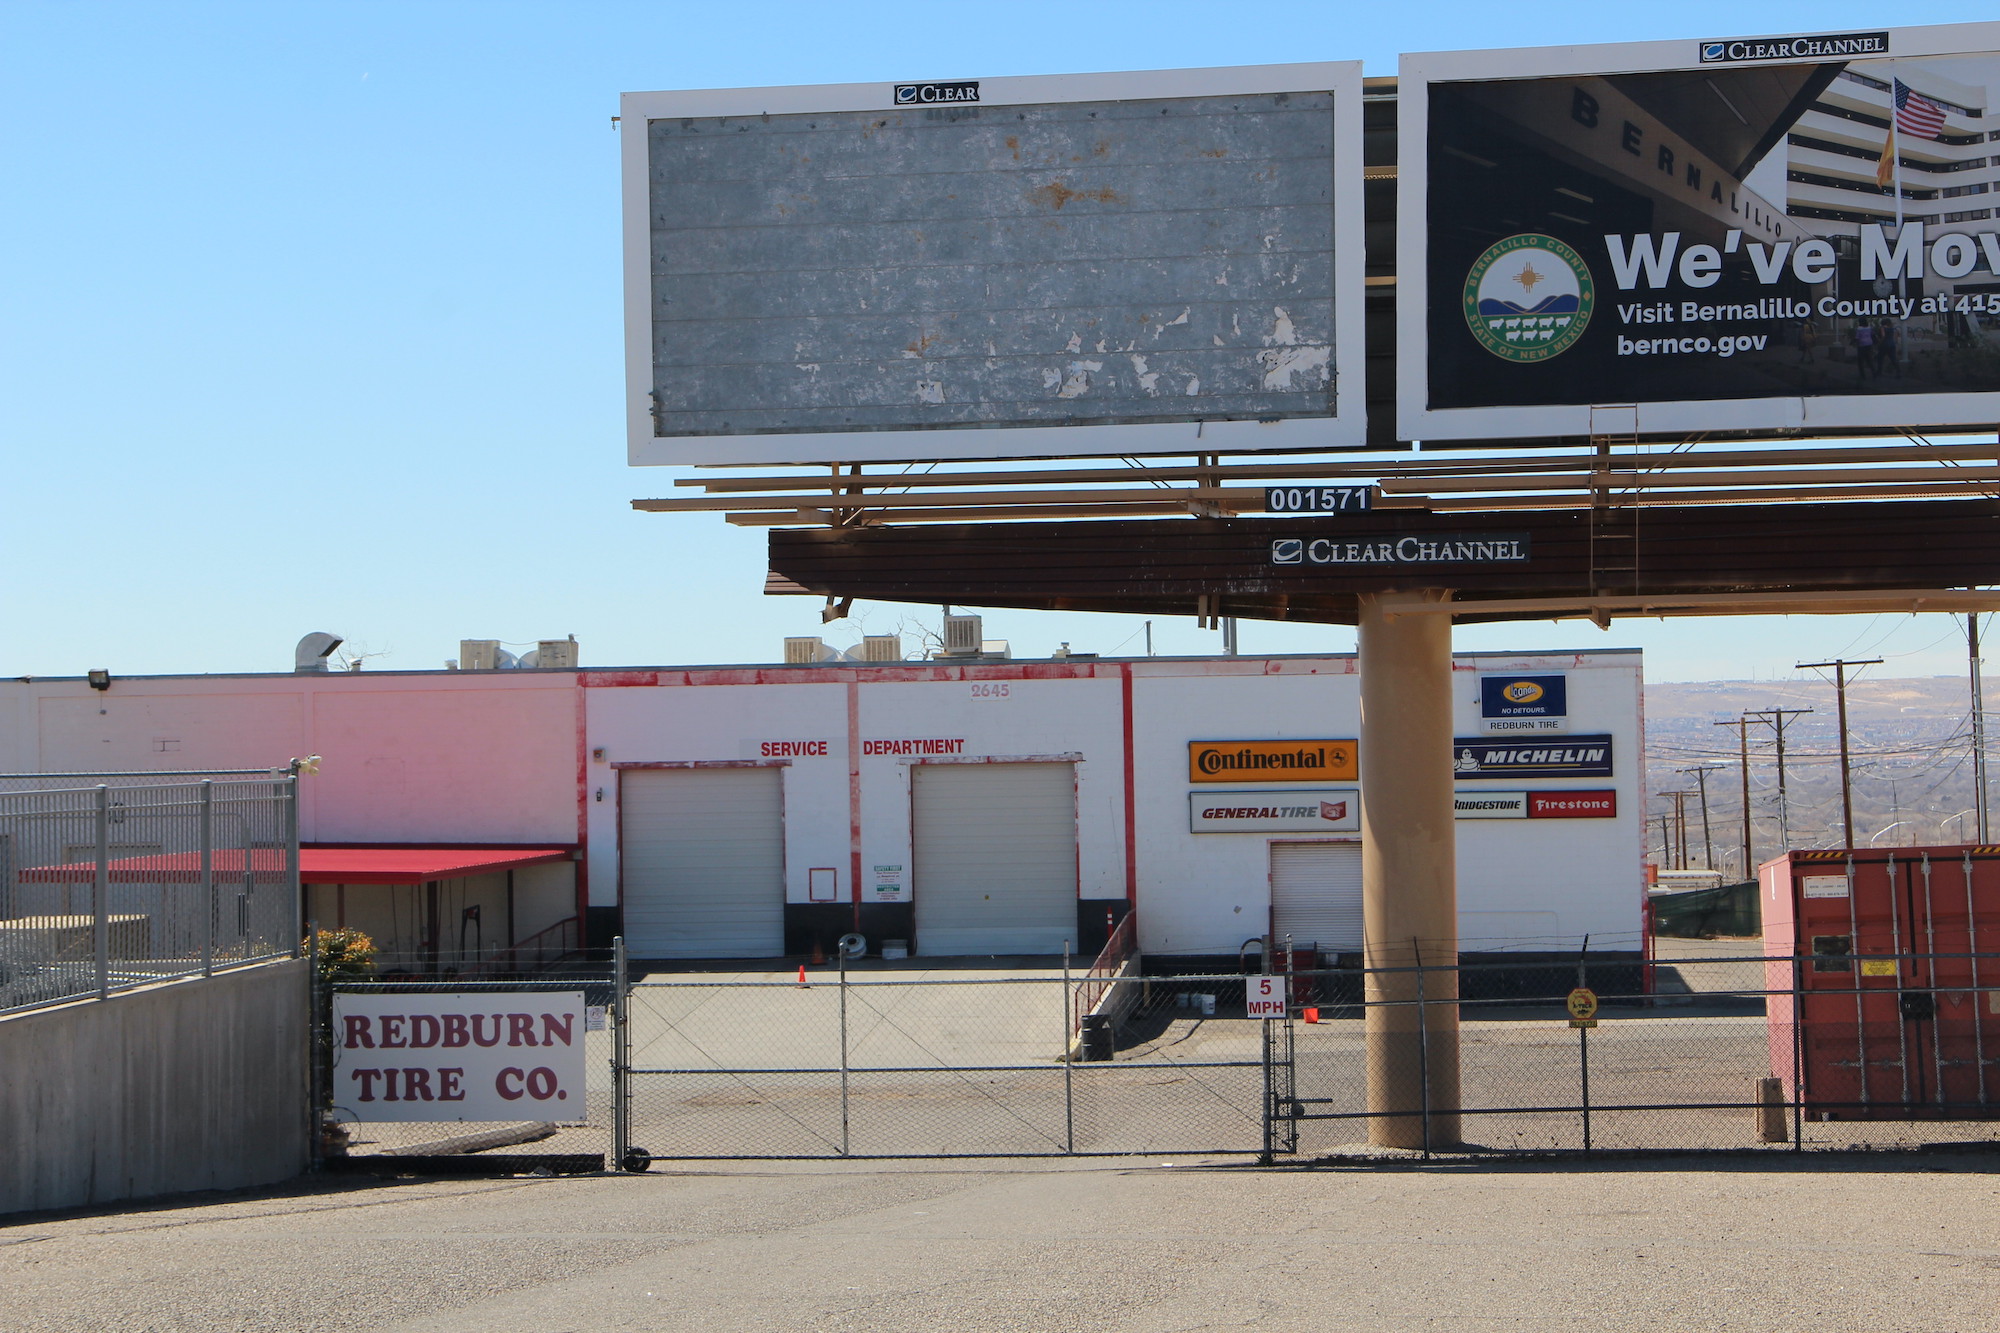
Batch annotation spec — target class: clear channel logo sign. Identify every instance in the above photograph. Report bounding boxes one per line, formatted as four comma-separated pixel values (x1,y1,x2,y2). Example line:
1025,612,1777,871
1462,233,1594,363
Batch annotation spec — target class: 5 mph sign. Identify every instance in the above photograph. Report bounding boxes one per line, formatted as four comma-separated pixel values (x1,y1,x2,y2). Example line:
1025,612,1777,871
1246,975,1289,1019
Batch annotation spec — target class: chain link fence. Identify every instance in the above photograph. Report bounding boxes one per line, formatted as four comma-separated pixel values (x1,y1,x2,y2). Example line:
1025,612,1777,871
1287,950,2000,1157
0,775,299,1014
618,959,1276,1161
307,942,2000,1171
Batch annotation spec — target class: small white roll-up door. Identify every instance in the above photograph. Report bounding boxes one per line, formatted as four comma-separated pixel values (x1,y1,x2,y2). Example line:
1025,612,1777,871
912,762,1077,956
621,767,784,958
1269,841,1363,953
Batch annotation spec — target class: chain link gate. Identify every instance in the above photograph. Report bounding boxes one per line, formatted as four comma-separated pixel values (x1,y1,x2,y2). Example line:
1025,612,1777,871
607,938,1298,1164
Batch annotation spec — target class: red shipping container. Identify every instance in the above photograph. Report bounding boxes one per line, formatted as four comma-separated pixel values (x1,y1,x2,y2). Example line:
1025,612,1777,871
1764,845,2000,1120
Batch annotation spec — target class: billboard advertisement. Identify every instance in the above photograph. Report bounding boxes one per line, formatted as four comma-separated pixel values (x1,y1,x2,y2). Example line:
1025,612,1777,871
623,64,1366,465
1400,22,2000,442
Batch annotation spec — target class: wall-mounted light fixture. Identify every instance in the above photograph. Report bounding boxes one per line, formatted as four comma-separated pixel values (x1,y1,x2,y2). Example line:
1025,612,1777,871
86,669,111,691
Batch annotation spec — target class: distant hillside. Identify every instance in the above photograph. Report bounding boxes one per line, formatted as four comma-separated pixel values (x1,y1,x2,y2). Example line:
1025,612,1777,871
1644,676,1996,877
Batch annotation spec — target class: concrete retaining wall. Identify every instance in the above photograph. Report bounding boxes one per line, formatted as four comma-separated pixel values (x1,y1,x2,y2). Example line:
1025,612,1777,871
0,959,309,1216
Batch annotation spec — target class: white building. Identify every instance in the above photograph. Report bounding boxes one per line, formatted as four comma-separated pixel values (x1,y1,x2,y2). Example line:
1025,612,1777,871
1787,60,2000,309
0,648,1644,964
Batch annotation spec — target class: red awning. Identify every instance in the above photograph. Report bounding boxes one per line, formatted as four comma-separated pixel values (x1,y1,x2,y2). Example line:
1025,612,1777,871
17,846,572,885
297,847,572,884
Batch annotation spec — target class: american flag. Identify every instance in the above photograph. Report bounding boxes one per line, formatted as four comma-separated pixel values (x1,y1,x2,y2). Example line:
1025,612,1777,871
1894,79,1948,140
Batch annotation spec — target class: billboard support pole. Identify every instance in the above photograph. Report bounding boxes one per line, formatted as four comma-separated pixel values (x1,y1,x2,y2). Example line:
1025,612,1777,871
1358,589,1461,1149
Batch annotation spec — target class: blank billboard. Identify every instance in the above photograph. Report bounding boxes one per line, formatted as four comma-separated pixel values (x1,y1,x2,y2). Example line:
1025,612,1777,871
623,65,1365,465
1399,21,2000,442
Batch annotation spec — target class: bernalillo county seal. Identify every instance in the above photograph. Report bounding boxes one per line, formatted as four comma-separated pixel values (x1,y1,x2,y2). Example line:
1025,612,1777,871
1463,234,1594,363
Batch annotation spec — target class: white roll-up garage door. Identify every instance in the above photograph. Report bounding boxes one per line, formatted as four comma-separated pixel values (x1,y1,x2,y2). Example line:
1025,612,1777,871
912,762,1077,956
621,767,784,959
1269,841,1363,953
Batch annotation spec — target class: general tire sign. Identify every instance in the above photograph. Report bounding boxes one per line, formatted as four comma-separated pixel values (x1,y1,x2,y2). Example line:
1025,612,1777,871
1190,788,1359,833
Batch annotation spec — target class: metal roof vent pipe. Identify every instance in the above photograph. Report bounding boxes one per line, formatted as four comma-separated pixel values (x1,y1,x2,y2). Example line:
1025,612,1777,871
294,632,344,674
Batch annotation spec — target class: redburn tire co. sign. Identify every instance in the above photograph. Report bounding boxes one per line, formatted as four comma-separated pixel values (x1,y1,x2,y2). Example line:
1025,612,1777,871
332,991,589,1123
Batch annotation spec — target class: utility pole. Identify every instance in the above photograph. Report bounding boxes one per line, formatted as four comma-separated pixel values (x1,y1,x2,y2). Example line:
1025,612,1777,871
1714,717,1756,878
1970,615,1989,842
1679,765,1722,870
1797,657,1881,850
1658,813,1672,868
1667,790,1692,868
1748,708,1814,851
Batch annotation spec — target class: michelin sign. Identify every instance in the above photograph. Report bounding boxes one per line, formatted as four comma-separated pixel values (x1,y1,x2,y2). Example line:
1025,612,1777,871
1401,21,2000,442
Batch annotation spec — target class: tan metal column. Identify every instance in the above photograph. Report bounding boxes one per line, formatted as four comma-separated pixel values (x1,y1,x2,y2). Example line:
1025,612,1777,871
1358,589,1461,1148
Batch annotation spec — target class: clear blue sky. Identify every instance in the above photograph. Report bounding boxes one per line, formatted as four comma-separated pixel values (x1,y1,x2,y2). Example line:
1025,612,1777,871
5,1,1995,682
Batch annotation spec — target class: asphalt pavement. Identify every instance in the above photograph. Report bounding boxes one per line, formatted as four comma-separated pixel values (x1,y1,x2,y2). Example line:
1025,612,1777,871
3,1152,1995,1332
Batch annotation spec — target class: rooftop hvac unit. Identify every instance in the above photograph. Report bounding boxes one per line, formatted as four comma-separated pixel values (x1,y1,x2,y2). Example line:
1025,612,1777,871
981,640,1012,660
784,636,831,664
942,614,983,656
537,637,579,669
460,639,501,672
294,632,343,674
860,634,903,662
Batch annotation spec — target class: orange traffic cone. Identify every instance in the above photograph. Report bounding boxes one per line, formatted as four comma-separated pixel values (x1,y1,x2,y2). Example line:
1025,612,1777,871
1302,1007,1320,1024
797,962,810,989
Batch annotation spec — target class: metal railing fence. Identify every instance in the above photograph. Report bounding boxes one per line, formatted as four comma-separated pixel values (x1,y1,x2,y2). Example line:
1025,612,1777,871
0,777,299,1014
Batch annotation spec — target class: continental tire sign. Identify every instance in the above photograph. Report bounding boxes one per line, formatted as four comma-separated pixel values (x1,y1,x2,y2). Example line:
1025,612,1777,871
1188,740,1357,784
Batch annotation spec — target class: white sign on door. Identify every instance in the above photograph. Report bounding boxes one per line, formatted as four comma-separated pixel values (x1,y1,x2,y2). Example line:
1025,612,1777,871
332,990,588,1123
1246,975,1289,1019
871,863,908,902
